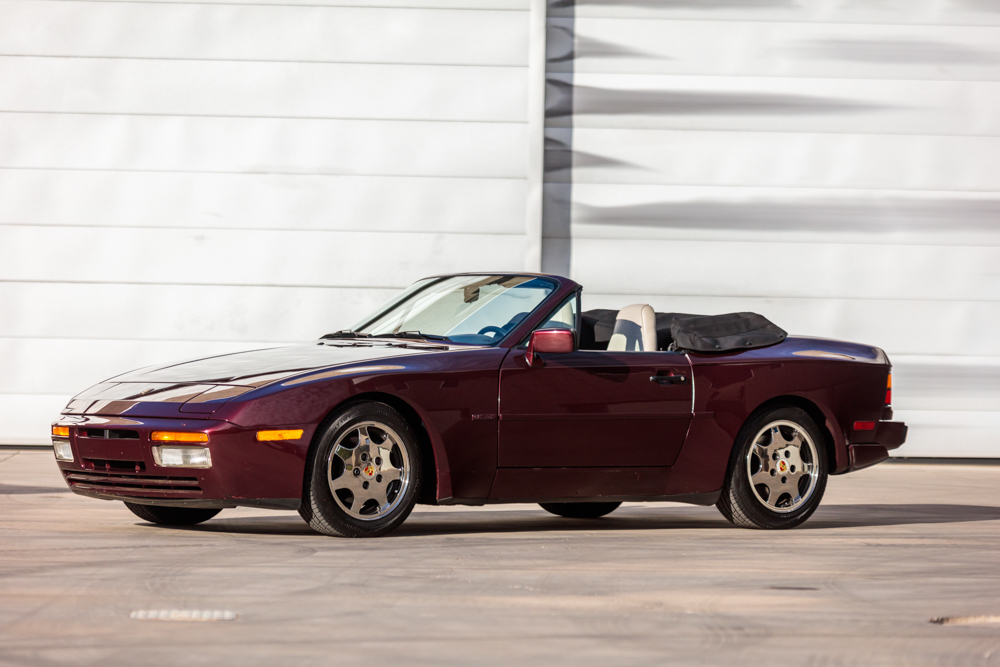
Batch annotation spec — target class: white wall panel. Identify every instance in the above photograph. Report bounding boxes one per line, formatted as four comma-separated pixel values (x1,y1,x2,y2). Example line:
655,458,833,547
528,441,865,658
0,394,73,446
0,0,541,443
129,0,528,5
890,356,1000,413
568,237,1000,302
0,170,527,234
566,19,1000,80
0,283,398,343
559,1,1000,26
0,58,526,123
551,0,1000,457
0,2,528,65
0,114,527,178
568,183,1000,247
570,129,1000,191
565,74,1000,137
0,226,528,288
890,411,1000,458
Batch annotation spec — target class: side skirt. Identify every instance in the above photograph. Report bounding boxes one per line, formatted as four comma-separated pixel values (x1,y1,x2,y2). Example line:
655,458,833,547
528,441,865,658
434,490,721,507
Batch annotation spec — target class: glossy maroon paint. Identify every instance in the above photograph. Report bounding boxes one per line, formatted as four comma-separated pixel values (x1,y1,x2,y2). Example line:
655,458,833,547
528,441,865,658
53,272,906,511
526,328,574,365
57,415,311,507
498,349,691,468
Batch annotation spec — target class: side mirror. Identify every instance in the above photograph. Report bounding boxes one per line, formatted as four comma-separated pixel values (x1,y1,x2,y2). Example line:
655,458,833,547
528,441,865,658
526,328,575,366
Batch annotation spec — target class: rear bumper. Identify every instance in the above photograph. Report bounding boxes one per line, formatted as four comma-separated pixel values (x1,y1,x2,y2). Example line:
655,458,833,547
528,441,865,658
847,421,908,472
52,415,310,509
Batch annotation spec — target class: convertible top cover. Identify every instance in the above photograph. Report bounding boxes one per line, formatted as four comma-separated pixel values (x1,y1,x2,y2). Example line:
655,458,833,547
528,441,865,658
668,312,787,352
581,309,787,353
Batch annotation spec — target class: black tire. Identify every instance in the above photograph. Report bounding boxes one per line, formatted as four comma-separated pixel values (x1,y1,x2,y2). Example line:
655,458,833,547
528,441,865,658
539,501,621,519
299,401,421,538
124,502,221,526
717,406,828,530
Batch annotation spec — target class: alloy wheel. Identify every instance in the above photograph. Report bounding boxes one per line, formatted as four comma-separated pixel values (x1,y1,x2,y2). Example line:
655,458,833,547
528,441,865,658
327,421,410,521
745,420,820,514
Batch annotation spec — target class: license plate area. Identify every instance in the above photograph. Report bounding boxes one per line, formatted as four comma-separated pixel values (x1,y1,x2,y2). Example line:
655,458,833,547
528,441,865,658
77,439,145,464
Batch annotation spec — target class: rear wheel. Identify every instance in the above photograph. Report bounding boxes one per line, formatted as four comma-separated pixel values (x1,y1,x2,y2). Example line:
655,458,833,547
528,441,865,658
299,401,421,538
717,407,828,530
124,502,221,526
539,502,621,519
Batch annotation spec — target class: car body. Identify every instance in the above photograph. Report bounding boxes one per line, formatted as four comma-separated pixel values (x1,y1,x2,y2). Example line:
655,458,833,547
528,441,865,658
51,273,906,535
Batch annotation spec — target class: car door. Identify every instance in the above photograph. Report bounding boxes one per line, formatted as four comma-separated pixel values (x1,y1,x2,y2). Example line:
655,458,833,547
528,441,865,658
498,347,693,468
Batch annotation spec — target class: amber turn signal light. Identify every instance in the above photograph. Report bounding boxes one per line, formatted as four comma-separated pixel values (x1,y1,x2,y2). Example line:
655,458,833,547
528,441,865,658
51,425,70,438
151,431,209,443
256,429,304,442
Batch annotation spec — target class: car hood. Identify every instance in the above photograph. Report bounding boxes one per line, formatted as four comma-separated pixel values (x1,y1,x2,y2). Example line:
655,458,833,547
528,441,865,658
62,341,452,417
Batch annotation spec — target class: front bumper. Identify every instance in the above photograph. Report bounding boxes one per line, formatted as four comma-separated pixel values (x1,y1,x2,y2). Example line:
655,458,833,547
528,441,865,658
847,420,908,472
52,415,311,510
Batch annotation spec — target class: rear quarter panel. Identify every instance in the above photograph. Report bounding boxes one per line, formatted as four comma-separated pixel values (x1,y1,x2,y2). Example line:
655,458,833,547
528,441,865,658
666,337,890,496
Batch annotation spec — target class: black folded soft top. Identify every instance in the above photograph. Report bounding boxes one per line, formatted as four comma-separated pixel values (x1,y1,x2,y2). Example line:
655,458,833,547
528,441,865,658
580,309,787,353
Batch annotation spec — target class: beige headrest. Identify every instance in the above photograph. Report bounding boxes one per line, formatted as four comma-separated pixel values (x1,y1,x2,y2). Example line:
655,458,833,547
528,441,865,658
607,304,657,352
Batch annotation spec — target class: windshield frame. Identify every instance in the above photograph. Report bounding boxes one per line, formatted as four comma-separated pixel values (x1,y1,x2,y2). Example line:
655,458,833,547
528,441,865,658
346,273,575,348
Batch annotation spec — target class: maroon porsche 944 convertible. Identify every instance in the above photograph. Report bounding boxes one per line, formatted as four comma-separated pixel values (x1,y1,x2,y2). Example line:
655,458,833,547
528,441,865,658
52,273,906,536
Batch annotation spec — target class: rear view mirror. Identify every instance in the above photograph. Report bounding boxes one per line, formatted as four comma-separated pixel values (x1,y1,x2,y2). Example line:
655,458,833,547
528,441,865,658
526,328,575,366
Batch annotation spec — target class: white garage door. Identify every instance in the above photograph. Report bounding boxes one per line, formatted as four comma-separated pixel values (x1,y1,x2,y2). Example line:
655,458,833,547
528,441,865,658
544,0,1000,457
0,0,546,444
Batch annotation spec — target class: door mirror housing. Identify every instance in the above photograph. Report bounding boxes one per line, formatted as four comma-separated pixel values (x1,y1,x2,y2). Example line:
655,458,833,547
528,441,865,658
526,328,575,366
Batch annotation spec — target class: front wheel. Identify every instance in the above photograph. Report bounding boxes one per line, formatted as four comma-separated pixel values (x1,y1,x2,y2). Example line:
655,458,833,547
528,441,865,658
124,502,221,526
716,407,828,530
540,502,621,519
299,401,421,538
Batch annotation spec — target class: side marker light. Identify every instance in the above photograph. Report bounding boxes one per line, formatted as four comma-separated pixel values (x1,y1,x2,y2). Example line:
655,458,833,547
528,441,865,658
256,429,304,442
854,421,876,431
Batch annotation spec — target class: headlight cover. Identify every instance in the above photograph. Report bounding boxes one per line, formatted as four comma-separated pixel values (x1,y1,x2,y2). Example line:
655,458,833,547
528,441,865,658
152,446,212,469
52,440,74,462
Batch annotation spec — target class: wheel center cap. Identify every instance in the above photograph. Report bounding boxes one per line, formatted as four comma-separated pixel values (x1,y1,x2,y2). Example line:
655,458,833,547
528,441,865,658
362,463,376,479
777,459,789,474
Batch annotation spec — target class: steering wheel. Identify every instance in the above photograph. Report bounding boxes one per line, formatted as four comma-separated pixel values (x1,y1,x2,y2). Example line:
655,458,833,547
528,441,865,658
477,326,507,339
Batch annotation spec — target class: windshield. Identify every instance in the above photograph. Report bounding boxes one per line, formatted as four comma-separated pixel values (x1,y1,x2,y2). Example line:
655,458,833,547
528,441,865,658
353,275,558,345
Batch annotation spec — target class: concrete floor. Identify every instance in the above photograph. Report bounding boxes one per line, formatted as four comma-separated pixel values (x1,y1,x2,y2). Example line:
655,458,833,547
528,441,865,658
1,450,999,666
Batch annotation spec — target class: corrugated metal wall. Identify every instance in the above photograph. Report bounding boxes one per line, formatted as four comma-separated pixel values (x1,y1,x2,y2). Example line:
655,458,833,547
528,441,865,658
543,0,1000,457
3,0,997,456
0,0,546,444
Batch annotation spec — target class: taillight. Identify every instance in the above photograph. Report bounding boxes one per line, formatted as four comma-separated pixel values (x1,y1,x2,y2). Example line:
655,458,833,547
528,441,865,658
885,372,892,406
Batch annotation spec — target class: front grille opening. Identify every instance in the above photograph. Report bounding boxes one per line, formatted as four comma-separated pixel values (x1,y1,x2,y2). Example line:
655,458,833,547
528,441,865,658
84,458,146,473
82,428,140,440
63,469,202,495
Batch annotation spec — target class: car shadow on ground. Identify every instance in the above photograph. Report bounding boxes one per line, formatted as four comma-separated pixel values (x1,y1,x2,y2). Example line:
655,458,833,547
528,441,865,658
803,503,1000,530
0,484,71,495
176,503,1000,538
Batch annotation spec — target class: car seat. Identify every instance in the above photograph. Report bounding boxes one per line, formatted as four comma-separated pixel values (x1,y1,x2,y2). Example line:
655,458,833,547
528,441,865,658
607,304,657,352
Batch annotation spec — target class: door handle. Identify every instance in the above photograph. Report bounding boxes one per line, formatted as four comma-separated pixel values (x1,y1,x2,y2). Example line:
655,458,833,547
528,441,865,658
650,374,686,385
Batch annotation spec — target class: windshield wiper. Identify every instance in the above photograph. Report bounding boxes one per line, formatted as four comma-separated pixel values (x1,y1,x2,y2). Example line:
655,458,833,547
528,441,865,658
376,331,452,342
321,330,372,340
